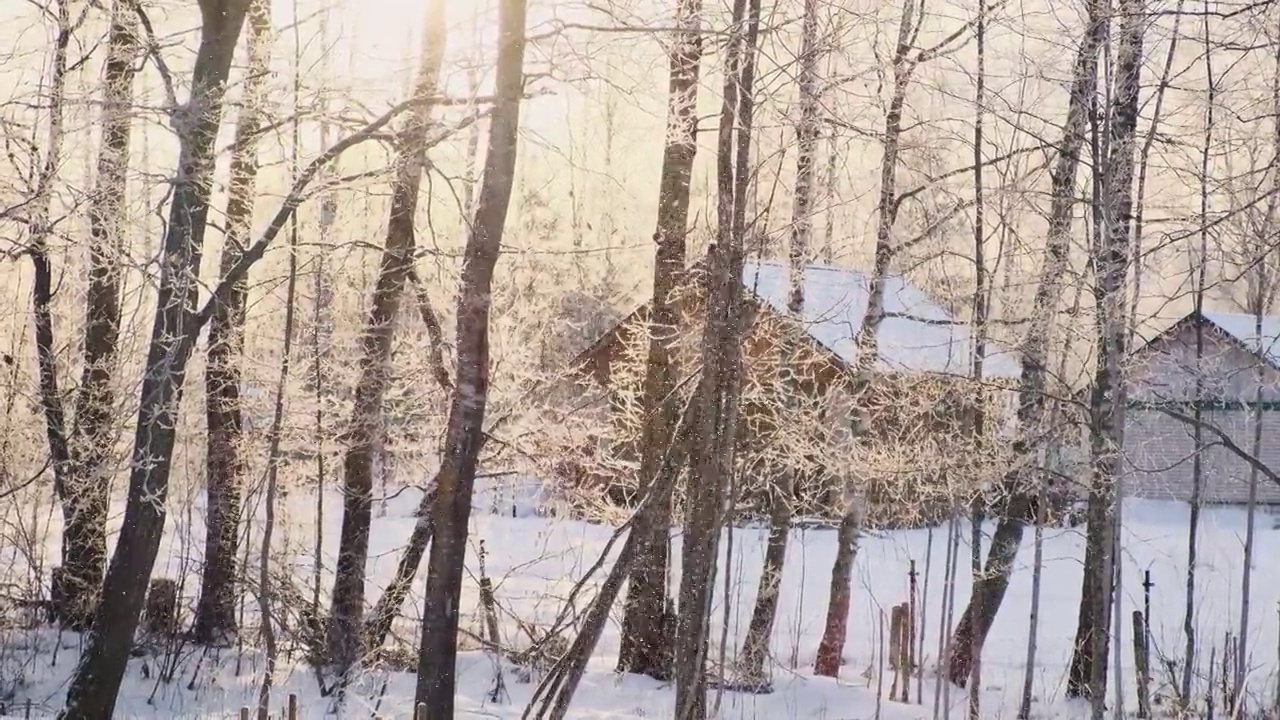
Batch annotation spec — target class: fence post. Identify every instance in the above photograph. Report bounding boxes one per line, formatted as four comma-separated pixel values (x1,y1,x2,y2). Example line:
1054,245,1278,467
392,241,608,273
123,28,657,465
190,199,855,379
1132,610,1151,719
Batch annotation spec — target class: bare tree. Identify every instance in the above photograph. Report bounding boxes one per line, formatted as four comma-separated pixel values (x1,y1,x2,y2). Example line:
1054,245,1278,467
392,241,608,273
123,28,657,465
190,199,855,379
1067,1,1145,713
1227,28,1280,707
814,0,993,677
414,0,528,713
736,0,819,687
194,0,272,645
673,0,759,717
325,0,448,670
946,0,1106,687
56,0,139,630
61,1,255,715
616,0,704,681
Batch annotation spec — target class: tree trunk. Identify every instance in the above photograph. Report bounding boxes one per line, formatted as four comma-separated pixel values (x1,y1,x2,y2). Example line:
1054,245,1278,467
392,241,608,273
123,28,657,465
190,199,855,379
362,271,452,650
364,485,435,650
57,0,138,631
966,2,989,714
617,0,703,681
673,2,759,717
194,0,271,646
947,499,1027,685
60,2,253,716
737,0,819,685
945,0,1105,686
1067,3,1145,712
29,0,74,624
413,0,527,713
325,0,448,670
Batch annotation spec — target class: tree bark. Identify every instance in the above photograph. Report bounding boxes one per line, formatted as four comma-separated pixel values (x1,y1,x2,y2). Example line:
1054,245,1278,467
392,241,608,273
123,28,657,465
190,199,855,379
946,0,1105,686
413,0,527,714
815,0,924,675
736,0,819,686
58,0,138,631
194,0,272,646
672,1,758,717
325,0,448,670
30,0,75,623
616,0,703,681
1067,3,1145,712
60,2,253,716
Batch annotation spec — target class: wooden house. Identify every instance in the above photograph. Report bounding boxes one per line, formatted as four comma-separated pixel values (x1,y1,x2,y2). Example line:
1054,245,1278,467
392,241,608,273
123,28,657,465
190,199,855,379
551,259,1022,524
1120,310,1280,505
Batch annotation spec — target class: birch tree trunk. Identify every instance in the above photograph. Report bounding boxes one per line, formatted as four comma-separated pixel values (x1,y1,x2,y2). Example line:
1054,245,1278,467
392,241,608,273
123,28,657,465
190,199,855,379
58,0,138,631
736,0,819,687
1067,3,1145,713
325,0,448,670
414,0,527,713
61,2,253,715
946,0,1105,685
194,0,272,645
616,0,704,680
673,1,759,716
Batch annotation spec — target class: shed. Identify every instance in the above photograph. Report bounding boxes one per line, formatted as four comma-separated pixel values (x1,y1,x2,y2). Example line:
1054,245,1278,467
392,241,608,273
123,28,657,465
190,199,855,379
1123,310,1280,504
554,259,1021,523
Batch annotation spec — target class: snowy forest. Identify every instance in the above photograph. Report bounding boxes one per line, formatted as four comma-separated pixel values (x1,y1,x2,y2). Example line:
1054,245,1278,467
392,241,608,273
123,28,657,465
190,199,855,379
2,0,1280,717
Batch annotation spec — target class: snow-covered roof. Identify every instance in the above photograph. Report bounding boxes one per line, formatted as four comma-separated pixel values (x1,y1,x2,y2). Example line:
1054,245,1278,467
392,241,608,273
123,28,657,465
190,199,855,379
1201,311,1280,367
741,260,1022,379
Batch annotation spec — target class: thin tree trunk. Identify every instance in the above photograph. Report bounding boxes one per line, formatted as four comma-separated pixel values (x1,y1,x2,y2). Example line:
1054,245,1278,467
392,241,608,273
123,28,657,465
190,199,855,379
1180,14,1214,706
947,0,1105,686
524,402,697,720
1017,450,1049,720
815,0,921,676
362,271,452,650
736,0,819,687
1127,0,1184,337
1067,4,1144,713
256,82,301,717
58,0,138,631
673,2,759,717
1235,32,1280,708
966,3,988,714
413,0,527,713
30,0,75,621
194,0,272,645
325,0,448,670
1020,276,1086,720
617,0,704,681
60,2,254,716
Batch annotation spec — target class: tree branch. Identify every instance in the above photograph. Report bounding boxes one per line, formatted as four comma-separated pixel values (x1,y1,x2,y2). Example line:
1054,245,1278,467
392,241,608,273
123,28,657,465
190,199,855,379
1150,404,1280,487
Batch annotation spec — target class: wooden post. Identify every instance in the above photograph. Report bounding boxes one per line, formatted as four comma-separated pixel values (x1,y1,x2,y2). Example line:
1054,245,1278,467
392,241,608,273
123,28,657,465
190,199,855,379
897,602,910,703
1132,611,1151,719
287,694,297,720
1207,644,1217,720
240,707,250,720
1142,570,1153,661
876,609,886,720
415,702,428,720
907,560,918,675
889,604,904,671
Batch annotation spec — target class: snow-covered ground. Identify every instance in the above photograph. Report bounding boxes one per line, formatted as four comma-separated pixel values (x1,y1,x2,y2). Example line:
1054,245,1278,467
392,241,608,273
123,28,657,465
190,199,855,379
1,479,1277,719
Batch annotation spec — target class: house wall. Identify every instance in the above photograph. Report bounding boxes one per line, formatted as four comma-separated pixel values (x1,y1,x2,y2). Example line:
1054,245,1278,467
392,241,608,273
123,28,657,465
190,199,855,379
1124,409,1280,504
1122,323,1280,504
